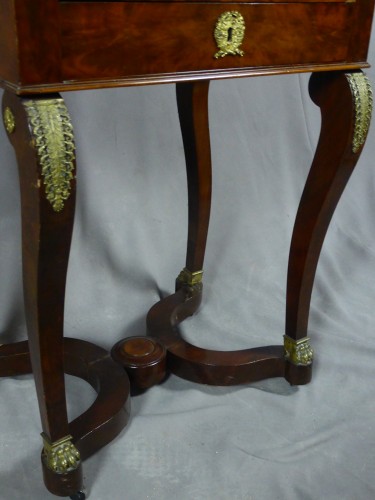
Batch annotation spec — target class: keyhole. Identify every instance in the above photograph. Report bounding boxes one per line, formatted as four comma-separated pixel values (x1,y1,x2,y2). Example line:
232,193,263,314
227,27,233,43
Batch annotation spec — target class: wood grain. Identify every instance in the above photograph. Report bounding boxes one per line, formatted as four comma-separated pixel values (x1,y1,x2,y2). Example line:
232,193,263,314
60,3,352,81
285,71,368,342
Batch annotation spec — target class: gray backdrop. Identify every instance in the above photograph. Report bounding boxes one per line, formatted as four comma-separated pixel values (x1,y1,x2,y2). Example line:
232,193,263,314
1,31,375,500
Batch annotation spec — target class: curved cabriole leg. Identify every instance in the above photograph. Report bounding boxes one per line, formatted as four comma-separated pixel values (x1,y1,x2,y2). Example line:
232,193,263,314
2,91,82,496
285,71,373,385
112,83,214,388
175,80,212,290
114,81,216,385
1,93,130,497
142,80,286,386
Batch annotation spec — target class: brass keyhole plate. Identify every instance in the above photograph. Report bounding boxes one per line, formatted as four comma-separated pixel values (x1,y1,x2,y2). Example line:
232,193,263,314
214,11,245,59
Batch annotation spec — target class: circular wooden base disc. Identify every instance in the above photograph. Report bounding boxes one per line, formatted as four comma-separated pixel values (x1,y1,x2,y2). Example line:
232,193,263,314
111,336,167,390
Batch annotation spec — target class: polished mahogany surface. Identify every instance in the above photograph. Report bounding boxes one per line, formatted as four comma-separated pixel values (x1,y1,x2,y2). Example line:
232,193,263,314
0,0,374,93
0,1,374,499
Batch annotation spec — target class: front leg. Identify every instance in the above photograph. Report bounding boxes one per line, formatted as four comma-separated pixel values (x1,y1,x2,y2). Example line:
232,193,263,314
2,92,82,496
285,71,373,384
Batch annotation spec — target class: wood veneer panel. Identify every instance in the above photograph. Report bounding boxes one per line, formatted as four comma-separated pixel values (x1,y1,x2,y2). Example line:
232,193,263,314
0,0,19,85
61,2,352,81
348,0,375,62
13,0,62,85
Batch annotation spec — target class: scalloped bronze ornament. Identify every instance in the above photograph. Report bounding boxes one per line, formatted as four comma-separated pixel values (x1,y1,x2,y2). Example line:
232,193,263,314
284,335,314,366
346,72,373,154
24,99,75,212
3,107,15,134
214,11,245,59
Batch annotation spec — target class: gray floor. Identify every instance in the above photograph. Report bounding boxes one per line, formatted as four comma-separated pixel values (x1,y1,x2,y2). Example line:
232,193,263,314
1,31,375,500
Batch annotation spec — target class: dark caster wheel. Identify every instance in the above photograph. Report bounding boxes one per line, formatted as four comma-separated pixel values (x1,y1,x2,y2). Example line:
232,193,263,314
69,492,86,500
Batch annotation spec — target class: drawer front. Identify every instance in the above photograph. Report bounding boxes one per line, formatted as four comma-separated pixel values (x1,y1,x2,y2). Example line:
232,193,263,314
61,0,348,3
60,2,352,82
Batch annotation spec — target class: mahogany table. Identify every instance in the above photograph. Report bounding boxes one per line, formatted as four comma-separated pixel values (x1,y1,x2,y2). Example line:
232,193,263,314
0,1,374,498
